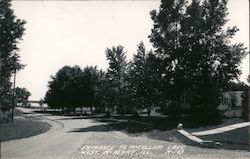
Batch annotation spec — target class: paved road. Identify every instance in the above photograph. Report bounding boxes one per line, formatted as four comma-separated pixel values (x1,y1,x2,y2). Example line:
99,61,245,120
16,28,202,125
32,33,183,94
1,108,250,159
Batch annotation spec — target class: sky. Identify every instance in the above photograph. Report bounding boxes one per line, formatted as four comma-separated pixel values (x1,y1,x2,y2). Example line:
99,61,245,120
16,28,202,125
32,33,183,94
11,0,249,101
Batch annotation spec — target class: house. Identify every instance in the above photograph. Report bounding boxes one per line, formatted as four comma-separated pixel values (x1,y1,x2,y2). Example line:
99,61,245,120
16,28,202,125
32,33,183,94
218,91,244,118
180,91,244,118
218,91,244,110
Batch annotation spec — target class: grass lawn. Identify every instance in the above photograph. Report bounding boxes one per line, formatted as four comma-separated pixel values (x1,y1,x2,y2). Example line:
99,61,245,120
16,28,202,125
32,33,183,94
97,115,221,133
199,127,249,150
0,109,51,142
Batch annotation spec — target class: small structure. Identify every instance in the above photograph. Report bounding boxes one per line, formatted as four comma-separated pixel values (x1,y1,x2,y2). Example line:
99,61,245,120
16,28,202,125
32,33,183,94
218,91,244,110
218,91,244,118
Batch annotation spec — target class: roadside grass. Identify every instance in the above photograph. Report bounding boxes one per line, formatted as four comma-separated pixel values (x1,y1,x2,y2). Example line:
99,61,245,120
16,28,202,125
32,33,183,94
199,127,249,150
33,109,97,116
97,115,218,133
33,109,62,115
0,109,51,142
187,118,245,133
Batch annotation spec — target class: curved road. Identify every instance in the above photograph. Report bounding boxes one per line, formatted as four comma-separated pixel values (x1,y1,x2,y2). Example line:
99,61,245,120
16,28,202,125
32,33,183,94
2,108,250,159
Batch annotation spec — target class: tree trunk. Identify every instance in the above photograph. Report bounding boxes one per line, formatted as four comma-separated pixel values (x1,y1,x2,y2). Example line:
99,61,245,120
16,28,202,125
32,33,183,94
147,108,151,117
177,95,181,119
61,107,64,114
121,105,124,116
90,107,94,115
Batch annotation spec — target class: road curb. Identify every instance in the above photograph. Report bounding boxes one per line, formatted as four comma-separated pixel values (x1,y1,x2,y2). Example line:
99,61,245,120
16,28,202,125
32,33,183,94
177,123,222,149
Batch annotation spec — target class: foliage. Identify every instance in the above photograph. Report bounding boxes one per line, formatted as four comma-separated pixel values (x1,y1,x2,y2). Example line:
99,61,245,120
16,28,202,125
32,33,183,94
15,87,31,107
45,66,71,110
149,0,247,123
247,74,250,84
0,0,26,111
46,66,84,111
81,66,100,114
105,46,128,114
43,0,248,123
128,42,161,114
241,89,249,121
45,65,101,113
94,70,108,113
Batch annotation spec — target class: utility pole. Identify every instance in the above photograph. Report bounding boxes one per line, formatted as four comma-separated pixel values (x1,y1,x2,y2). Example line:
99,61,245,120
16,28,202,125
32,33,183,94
11,68,16,122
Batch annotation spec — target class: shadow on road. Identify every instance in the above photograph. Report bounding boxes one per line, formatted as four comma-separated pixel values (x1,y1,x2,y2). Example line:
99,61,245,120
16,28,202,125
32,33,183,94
67,124,110,133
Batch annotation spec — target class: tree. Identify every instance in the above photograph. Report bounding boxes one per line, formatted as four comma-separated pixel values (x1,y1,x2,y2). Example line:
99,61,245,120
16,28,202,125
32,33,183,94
149,0,189,117
149,0,247,123
128,42,161,116
45,66,78,113
45,65,102,115
245,74,250,121
45,71,65,112
129,42,147,112
241,87,249,121
82,66,99,115
62,65,83,113
15,87,31,107
94,70,108,113
247,74,250,84
105,46,128,114
0,0,26,112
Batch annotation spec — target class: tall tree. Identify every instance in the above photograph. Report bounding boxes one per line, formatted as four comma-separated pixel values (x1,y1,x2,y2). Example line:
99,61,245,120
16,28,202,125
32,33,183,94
82,66,99,115
149,0,187,116
62,65,83,112
128,42,161,116
0,0,26,112
105,46,128,114
128,42,146,113
149,0,247,123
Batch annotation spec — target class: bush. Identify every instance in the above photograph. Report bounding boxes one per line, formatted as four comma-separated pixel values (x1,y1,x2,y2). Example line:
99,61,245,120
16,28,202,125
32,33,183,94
191,108,222,125
241,90,249,121
132,110,139,117
105,111,111,117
